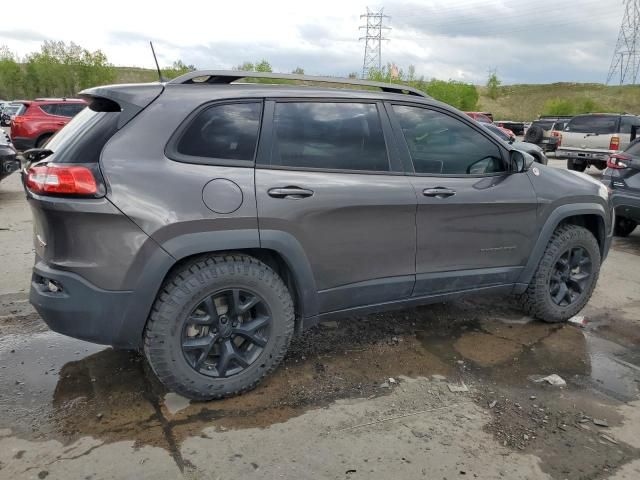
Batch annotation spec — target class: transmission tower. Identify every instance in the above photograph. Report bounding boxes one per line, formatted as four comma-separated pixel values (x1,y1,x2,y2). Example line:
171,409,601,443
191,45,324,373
359,7,390,79
606,0,640,85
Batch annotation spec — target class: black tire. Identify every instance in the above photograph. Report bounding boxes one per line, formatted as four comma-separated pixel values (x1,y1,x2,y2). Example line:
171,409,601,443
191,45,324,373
524,126,544,144
35,134,52,148
567,159,587,172
519,225,600,323
594,161,607,171
614,217,637,237
144,254,294,400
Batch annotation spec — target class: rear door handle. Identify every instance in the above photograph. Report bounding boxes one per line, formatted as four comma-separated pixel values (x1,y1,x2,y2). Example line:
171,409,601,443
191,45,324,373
267,187,314,199
423,187,456,198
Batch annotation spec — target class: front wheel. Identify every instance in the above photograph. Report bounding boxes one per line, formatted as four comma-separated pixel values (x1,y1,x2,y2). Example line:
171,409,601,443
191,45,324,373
519,225,600,323
144,254,294,400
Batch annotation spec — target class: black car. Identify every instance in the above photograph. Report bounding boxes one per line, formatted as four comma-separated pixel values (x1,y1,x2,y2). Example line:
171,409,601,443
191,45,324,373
0,129,20,183
602,139,640,237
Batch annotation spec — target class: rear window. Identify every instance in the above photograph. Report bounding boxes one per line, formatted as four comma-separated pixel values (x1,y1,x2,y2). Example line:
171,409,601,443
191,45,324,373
44,108,120,163
176,102,262,161
565,115,619,134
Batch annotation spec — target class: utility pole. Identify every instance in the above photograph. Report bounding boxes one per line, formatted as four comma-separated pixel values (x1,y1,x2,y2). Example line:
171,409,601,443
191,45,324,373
606,0,640,85
359,7,390,79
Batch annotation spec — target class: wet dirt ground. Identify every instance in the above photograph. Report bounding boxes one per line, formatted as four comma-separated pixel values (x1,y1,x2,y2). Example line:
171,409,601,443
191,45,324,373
1,165,640,479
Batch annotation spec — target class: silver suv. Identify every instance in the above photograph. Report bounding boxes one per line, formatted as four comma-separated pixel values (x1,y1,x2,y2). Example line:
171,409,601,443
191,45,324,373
24,71,613,399
560,113,640,171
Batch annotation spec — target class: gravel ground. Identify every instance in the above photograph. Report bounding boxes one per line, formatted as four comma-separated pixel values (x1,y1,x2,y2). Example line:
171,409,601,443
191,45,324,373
1,166,640,479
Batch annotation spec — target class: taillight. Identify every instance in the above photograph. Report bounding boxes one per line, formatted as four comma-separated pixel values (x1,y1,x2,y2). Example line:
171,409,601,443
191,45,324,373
609,136,620,151
607,153,630,169
26,164,100,196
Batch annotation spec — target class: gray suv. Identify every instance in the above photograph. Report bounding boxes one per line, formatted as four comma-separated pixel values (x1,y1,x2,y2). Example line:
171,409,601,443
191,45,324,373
24,71,613,400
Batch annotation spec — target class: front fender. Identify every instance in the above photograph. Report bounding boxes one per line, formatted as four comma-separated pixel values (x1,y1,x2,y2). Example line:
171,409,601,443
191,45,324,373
513,203,609,294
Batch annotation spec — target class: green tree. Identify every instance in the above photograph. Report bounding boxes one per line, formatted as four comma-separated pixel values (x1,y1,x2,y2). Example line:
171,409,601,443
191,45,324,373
161,60,195,80
486,71,501,100
0,46,23,99
292,67,304,75
255,60,272,73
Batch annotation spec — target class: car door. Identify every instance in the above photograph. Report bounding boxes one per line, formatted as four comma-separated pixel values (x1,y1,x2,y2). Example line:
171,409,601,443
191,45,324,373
386,102,538,296
255,99,417,314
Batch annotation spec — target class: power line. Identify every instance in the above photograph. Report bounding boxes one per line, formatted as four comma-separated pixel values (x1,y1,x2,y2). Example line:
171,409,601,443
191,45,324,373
606,0,640,84
359,7,390,79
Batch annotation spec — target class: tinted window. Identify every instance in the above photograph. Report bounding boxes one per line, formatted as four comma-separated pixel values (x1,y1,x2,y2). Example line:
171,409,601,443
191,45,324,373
40,104,59,115
177,102,262,161
271,102,388,171
565,115,619,134
483,123,511,142
56,103,86,117
620,116,640,134
626,139,640,156
393,105,505,175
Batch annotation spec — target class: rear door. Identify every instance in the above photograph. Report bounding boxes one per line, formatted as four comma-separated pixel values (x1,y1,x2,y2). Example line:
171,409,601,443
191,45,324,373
255,99,417,314
387,102,538,296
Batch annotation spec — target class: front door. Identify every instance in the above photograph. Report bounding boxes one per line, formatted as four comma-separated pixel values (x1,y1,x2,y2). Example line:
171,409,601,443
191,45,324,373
387,103,538,296
255,100,417,313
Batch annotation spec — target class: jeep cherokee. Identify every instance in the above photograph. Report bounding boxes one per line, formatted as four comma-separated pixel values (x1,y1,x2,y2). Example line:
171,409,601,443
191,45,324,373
23,71,613,400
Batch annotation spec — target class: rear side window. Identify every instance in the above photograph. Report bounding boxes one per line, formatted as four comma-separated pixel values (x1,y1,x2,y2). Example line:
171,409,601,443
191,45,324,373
270,102,389,171
40,104,59,115
393,105,505,175
177,102,262,161
620,116,640,134
57,103,86,117
565,116,619,134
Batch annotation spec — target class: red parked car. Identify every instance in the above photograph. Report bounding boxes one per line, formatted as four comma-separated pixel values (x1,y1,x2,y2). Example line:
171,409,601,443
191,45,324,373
10,98,87,150
465,111,494,123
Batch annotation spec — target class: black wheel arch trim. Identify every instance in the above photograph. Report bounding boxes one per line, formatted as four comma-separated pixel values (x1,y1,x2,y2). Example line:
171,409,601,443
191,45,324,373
117,229,318,348
513,203,610,294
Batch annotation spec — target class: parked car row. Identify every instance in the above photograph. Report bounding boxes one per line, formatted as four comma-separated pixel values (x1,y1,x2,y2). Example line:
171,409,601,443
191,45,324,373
1,98,86,150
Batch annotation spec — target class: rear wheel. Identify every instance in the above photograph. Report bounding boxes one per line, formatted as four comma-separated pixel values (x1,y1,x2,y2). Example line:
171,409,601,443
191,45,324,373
594,161,607,171
144,254,294,400
614,217,637,237
567,159,587,172
519,225,600,323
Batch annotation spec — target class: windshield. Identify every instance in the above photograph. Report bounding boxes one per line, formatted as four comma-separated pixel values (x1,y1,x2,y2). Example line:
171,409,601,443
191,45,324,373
565,115,619,134
45,107,101,152
482,123,511,142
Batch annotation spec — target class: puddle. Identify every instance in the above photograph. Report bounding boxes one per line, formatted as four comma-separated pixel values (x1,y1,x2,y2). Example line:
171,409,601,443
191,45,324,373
0,298,639,450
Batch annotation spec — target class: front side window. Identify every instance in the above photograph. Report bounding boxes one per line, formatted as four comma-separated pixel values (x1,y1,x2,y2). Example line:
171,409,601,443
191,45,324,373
392,105,505,175
177,102,262,161
271,102,389,171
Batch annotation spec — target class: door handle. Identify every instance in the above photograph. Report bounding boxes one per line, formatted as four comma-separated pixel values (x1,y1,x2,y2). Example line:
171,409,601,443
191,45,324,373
423,187,456,198
267,187,314,199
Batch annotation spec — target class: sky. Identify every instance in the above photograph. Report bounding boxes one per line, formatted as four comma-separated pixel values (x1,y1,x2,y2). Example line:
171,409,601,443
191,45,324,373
0,0,626,85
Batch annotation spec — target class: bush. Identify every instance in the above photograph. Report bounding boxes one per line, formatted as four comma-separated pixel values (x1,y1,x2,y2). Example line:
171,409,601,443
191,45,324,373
542,97,606,116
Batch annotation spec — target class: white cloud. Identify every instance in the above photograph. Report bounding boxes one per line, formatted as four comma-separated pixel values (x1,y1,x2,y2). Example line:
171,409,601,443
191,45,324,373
0,0,626,83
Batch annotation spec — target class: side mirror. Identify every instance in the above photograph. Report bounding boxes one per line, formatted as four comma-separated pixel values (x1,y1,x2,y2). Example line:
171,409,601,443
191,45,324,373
511,149,535,172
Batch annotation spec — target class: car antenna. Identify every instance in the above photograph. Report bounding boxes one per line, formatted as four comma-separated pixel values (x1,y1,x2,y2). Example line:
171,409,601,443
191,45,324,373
149,41,166,83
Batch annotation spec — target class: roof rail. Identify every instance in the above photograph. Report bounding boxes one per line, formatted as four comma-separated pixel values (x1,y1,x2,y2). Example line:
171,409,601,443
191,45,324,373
167,70,428,98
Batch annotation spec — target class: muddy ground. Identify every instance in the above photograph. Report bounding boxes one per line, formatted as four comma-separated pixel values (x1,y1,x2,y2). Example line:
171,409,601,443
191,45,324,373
1,160,640,480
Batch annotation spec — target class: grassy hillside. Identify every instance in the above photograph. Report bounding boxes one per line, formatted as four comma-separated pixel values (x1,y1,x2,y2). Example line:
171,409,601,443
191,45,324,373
477,83,640,121
113,67,640,121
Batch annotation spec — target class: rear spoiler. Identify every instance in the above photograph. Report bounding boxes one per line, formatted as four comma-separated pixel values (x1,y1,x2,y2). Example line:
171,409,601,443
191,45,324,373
79,83,164,129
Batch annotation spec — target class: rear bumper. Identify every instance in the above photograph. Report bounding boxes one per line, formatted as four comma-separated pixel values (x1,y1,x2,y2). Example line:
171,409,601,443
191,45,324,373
12,136,36,151
30,261,134,347
559,149,610,163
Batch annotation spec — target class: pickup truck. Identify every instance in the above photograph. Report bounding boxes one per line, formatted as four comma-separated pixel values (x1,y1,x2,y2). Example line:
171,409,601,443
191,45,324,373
559,113,640,171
